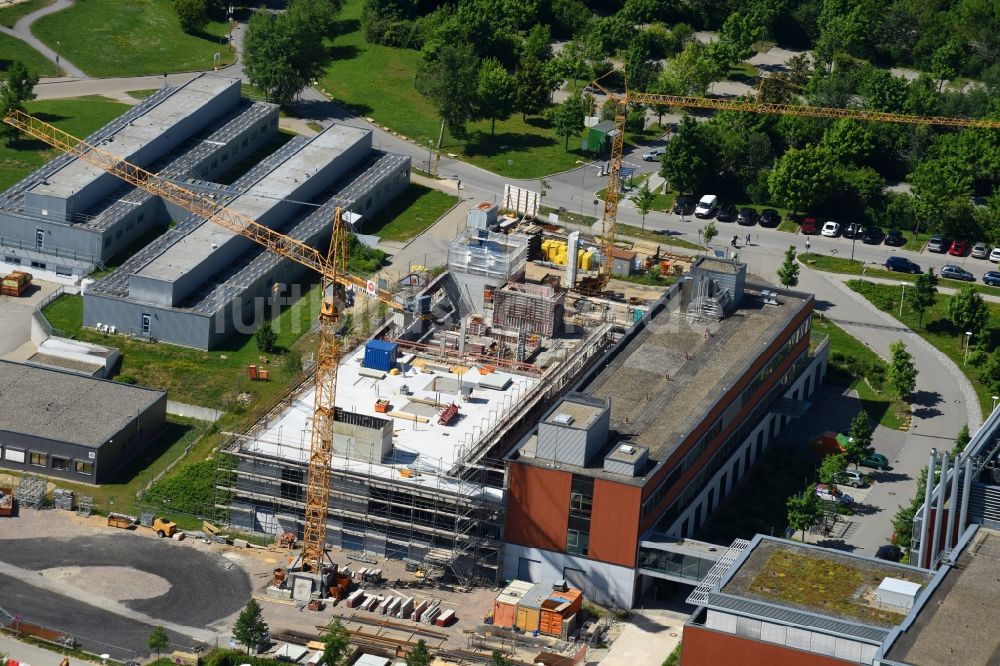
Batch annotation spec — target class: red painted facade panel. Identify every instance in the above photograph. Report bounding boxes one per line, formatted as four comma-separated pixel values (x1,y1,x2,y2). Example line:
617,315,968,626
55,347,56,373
588,479,642,567
505,461,572,551
682,625,854,666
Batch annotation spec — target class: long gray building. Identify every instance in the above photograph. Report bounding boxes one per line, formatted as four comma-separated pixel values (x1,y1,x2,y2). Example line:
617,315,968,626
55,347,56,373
0,360,167,483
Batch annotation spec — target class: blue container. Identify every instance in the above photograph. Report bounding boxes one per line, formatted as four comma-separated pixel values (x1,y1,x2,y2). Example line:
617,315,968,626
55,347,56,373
364,339,398,372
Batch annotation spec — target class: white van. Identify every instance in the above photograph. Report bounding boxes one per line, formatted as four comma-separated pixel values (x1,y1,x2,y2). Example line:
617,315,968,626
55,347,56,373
694,194,718,218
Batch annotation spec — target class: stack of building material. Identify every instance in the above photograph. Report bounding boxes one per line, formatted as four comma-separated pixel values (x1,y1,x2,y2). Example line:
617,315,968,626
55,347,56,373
1,271,31,296
52,489,74,510
14,474,47,509
0,487,13,517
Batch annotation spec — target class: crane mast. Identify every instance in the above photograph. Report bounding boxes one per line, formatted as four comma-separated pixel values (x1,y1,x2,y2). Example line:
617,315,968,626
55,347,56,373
2,110,405,578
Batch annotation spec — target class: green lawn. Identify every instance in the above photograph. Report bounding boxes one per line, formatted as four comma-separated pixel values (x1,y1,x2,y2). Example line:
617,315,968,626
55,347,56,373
726,61,759,80
0,31,55,77
812,314,908,430
0,0,52,27
800,252,1000,298
31,0,236,77
364,183,457,242
847,279,995,416
0,95,131,191
617,222,704,251
317,0,586,178
42,282,324,409
126,88,159,100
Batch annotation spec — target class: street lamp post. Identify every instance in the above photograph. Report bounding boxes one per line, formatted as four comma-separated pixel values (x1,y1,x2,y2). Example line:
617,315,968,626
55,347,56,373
55,41,60,77
992,395,999,412
899,281,907,317
507,159,513,176
427,140,433,173
964,331,973,365
851,234,856,262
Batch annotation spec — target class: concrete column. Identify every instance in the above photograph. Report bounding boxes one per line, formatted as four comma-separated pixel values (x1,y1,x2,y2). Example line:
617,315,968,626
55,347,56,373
918,449,937,569
565,232,579,288
946,451,961,555
931,453,950,568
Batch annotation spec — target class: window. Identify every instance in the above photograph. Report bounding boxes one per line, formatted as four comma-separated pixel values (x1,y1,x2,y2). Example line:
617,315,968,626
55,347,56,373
74,460,93,475
4,447,25,463
29,452,47,467
141,313,151,335
30,260,45,270
35,228,44,250
51,456,68,471
5,255,20,265
567,529,589,556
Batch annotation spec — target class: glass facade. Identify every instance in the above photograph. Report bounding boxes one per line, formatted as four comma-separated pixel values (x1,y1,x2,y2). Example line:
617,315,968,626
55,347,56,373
567,475,594,556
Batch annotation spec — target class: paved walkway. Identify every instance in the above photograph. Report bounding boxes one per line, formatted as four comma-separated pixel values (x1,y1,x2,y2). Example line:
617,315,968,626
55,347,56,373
601,610,685,666
0,0,87,78
0,632,95,666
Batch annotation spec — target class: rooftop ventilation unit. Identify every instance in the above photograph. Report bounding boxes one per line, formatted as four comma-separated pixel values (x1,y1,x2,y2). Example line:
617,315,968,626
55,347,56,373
553,413,575,426
618,444,636,455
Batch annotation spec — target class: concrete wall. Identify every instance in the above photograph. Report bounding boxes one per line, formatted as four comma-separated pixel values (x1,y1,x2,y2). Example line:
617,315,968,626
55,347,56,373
502,542,637,608
0,391,166,484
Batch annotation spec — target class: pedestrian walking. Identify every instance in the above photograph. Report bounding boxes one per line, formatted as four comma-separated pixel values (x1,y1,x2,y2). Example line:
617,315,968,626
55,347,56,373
805,237,811,251
745,233,751,246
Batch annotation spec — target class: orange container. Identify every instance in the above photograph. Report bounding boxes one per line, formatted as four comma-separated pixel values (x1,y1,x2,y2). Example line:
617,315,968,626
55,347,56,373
493,580,533,627
538,588,583,637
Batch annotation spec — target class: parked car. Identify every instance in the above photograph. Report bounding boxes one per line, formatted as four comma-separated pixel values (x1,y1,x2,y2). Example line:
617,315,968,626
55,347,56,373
983,271,1000,287
695,194,718,218
641,148,665,161
862,226,883,244
800,218,819,235
927,235,949,253
716,202,738,222
834,470,867,488
673,196,695,215
875,545,902,562
949,239,970,256
941,264,975,282
886,256,921,274
972,242,990,259
737,207,758,226
843,222,863,239
990,247,1000,262
884,229,905,247
821,221,842,237
859,452,890,470
759,209,781,228
815,483,855,506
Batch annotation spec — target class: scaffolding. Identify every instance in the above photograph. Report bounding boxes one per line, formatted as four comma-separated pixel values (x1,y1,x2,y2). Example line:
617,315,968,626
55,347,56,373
491,281,565,337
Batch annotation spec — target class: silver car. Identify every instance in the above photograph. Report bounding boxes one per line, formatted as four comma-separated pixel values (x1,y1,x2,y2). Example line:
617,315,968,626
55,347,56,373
972,242,990,259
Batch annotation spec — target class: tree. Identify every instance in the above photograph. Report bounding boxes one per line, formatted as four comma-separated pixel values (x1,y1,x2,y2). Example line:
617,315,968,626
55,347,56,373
255,322,277,353
953,424,971,456
513,57,551,121
416,42,480,140
768,144,837,215
787,484,822,541
148,626,169,661
660,116,711,194
174,0,208,33
244,8,328,106
406,639,432,666
1,60,38,143
703,220,718,244
777,246,799,287
909,157,973,235
979,352,1000,396
947,286,989,340
845,410,874,469
908,268,938,327
490,650,511,666
891,466,928,550
632,181,655,229
283,349,303,374
818,453,848,487
323,618,351,666
546,91,585,151
657,40,718,97
233,598,269,654
887,340,918,401
476,58,516,135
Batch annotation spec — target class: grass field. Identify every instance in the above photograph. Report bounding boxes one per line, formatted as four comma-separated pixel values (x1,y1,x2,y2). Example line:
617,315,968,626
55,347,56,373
812,315,908,430
0,95,130,191
31,0,236,77
0,0,51,27
847,279,995,416
364,183,457,242
800,252,1000,298
617,222,704,251
42,282,323,409
317,0,588,178
0,31,55,77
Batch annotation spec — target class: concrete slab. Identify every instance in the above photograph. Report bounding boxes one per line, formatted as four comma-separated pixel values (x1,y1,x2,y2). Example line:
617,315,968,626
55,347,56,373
0,279,59,357
602,610,686,666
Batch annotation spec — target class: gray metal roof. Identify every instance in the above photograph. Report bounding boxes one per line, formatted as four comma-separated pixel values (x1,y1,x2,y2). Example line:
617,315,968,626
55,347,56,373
0,360,164,448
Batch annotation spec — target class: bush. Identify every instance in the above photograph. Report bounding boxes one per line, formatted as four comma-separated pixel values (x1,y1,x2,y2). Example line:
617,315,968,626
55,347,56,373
967,349,987,368
283,349,303,374
117,373,138,385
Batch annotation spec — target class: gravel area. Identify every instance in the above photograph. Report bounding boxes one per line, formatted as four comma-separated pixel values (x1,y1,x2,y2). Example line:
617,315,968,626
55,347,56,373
40,566,171,601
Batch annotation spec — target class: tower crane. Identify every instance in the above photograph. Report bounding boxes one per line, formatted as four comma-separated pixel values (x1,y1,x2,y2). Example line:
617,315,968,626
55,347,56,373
1,110,407,577
586,84,1000,291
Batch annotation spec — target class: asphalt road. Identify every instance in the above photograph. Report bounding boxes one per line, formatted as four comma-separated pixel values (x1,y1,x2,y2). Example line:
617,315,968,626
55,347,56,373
0,533,251,659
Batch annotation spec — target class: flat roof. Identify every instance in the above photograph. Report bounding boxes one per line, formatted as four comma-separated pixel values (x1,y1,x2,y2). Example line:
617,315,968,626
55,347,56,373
29,74,237,201
544,397,604,430
136,124,369,283
241,345,536,498
885,527,1000,665
720,538,931,629
0,360,164,448
550,282,810,483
